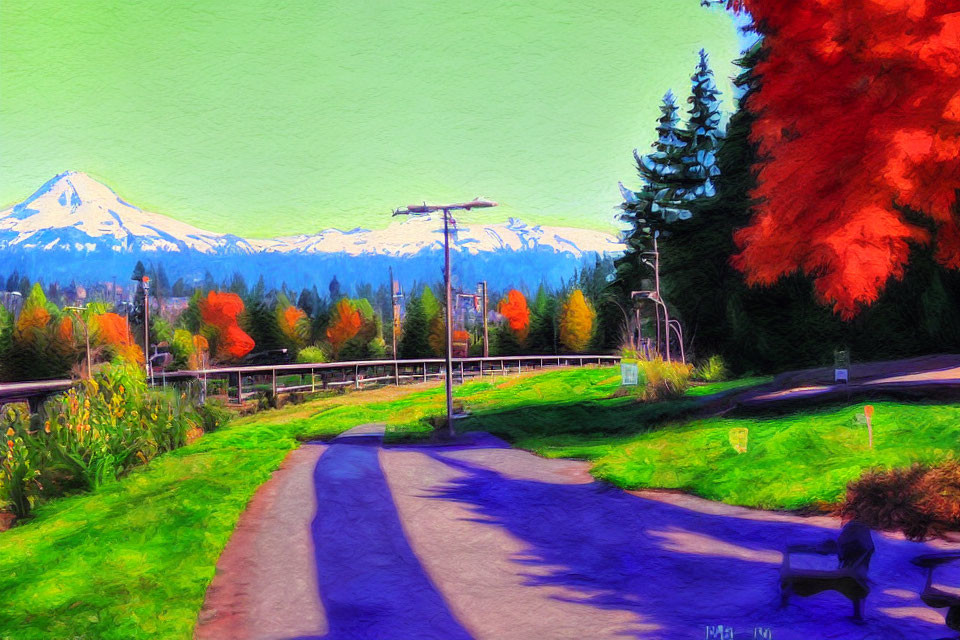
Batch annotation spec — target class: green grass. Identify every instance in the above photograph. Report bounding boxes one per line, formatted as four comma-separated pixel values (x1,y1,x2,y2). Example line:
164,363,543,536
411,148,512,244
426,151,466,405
0,384,452,640
585,401,960,510
683,375,773,397
4,366,958,638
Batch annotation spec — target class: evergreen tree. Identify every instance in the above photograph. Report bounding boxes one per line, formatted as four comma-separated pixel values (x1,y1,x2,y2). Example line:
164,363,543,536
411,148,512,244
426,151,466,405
171,278,189,297
399,293,430,358
251,275,267,301
229,272,249,297
490,323,522,356
660,43,760,365
241,298,285,353
420,285,441,324
5,271,19,292
130,261,147,328
611,91,691,317
328,275,341,302
297,288,316,317
680,49,723,200
527,285,559,354
202,270,217,291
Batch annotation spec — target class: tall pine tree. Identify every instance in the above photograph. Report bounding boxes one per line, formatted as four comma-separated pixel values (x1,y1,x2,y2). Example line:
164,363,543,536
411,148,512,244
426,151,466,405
681,49,722,200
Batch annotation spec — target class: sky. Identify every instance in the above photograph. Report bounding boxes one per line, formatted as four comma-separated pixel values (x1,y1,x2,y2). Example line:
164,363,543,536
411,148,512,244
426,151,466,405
0,0,744,238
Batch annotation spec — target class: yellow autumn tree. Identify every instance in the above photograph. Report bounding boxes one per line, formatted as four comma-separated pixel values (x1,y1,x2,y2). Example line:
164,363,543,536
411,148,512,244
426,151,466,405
559,289,595,353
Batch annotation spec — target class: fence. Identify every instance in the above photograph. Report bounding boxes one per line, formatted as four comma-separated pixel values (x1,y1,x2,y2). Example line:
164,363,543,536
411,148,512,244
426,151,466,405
152,355,622,404
0,355,621,410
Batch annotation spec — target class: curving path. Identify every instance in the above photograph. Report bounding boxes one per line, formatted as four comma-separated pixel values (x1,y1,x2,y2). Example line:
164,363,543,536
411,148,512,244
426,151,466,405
194,424,960,640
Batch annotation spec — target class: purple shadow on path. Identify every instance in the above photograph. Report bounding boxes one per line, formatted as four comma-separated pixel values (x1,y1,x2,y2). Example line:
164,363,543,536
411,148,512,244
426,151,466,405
286,426,473,640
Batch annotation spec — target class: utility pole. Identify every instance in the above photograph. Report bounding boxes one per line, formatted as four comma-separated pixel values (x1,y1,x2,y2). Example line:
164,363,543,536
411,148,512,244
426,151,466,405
142,276,151,378
389,266,397,359
392,198,498,437
481,280,489,358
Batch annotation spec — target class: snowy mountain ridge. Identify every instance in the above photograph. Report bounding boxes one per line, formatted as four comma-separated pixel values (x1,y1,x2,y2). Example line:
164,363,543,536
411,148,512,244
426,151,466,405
0,171,622,259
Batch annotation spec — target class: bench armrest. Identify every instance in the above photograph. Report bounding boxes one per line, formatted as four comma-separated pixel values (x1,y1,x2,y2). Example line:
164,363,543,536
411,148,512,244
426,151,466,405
912,552,960,569
785,540,838,556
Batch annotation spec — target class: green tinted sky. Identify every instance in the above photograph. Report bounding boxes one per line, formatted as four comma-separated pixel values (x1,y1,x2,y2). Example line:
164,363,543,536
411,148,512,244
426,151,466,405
1,0,741,236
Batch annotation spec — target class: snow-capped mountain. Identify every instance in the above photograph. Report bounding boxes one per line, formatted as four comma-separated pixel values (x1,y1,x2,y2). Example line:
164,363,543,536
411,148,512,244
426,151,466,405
0,172,622,290
0,171,620,258
0,172,259,255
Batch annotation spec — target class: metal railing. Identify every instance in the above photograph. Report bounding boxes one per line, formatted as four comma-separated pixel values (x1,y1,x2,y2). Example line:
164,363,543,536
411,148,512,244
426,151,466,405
153,355,621,404
0,354,621,409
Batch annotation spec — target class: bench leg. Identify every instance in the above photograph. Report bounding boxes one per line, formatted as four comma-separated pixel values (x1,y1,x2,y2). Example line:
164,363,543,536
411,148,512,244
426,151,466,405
853,597,864,621
779,584,790,609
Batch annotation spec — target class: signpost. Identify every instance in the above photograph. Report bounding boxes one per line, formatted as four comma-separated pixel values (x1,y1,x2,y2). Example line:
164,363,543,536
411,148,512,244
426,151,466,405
729,427,749,454
621,360,639,386
834,348,850,384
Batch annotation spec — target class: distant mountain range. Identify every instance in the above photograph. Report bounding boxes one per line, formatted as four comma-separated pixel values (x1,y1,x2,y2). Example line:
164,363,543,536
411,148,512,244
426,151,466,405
0,171,623,291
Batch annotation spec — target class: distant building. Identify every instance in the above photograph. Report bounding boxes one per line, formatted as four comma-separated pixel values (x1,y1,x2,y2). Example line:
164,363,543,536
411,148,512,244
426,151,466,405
0,291,24,320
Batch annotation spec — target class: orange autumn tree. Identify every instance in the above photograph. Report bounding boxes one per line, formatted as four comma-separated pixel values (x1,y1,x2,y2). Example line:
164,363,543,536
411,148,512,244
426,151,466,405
723,0,960,318
559,289,595,353
326,298,362,358
497,289,530,344
277,304,308,348
93,312,144,364
199,291,255,361
14,284,51,344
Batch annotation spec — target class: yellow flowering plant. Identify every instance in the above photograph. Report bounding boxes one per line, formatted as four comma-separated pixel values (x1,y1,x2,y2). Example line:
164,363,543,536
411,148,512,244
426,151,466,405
0,405,41,518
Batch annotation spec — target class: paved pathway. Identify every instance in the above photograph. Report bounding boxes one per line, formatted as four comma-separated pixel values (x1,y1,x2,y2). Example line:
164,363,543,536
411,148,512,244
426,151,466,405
731,355,960,411
195,424,960,640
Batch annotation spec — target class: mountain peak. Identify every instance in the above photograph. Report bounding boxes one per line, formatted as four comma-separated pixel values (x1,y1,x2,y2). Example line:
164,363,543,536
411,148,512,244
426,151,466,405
1,173,621,259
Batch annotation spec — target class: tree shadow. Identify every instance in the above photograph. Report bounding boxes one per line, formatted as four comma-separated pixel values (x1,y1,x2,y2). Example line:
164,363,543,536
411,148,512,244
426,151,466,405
421,450,951,640
287,438,473,640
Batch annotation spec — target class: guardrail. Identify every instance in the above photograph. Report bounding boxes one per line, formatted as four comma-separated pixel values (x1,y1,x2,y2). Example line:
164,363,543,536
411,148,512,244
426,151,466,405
154,355,621,404
0,379,75,411
0,354,621,410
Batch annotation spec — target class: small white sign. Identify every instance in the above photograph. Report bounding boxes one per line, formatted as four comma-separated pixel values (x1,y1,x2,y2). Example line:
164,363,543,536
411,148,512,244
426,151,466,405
621,362,639,386
835,368,848,384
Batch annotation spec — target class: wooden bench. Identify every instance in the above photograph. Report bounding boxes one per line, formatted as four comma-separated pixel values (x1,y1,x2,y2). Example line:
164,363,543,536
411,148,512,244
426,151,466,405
912,552,960,638
780,521,875,620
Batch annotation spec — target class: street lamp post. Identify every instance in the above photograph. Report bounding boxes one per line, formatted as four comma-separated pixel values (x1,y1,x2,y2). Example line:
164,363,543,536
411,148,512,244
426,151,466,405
629,235,685,363
392,198,498,437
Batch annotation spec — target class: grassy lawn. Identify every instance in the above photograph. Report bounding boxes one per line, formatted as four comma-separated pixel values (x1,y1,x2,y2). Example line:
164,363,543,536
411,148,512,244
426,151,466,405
0,383,453,640
684,375,773,397
3,365,956,638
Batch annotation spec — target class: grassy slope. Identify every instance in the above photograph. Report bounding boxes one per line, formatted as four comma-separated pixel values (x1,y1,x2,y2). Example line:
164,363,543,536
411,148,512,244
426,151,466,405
0,384,450,640
3,366,955,637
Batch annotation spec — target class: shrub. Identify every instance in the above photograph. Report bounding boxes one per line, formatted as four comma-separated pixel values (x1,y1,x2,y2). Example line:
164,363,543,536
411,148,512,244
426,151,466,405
0,406,41,518
635,358,693,402
194,399,230,433
296,345,328,364
840,462,960,541
694,355,729,382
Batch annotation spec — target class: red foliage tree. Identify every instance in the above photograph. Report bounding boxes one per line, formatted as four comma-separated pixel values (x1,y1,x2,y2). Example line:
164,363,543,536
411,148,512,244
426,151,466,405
94,312,144,364
498,289,530,343
199,292,254,360
727,0,960,318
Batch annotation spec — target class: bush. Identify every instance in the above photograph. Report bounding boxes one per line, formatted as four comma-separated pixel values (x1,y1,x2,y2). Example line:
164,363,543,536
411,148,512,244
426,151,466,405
40,361,193,490
840,462,960,541
195,400,230,433
296,345,328,364
0,406,41,518
635,358,693,402
0,359,227,517
694,355,729,382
